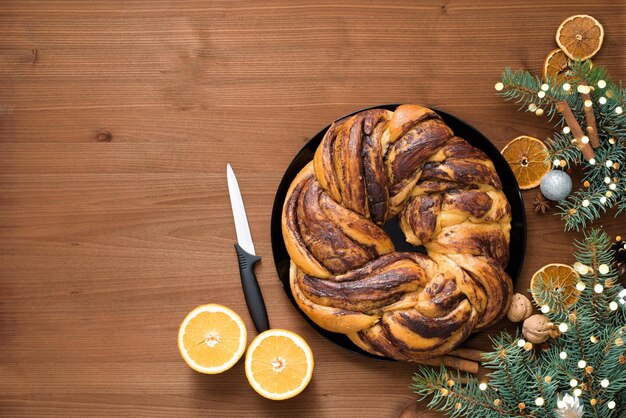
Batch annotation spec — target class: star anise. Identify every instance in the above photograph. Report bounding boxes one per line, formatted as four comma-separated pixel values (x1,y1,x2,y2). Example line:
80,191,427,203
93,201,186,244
533,190,550,214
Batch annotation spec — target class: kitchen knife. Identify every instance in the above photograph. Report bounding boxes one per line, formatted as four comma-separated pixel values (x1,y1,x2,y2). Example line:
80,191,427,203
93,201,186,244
226,164,270,333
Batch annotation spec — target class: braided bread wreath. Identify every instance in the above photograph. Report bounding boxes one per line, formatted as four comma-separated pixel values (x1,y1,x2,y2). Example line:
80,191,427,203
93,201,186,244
281,104,513,361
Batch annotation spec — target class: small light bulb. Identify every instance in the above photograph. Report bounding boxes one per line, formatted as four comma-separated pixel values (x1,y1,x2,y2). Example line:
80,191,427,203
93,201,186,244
559,323,569,333
600,197,607,204
605,177,612,184
598,80,607,88
517,339,526,347
610,183,617,190
577,85,586,93
574,262,582,270
528,103,538,112
584,99,593,107
541,83,549,91
599,264,609,274
560,351,568,359
563,126,571,134
494,82,504,91
606,191,613,198
579,265,589,275
541,305,550,313
607,160,614,167
608,401,616,409
599,96,607,104
616,106,623,115
479,382,487,391
595,284,604,293
601,379,609,388
538,91,546,99
578,360,587,368
553,159,561,167
535,397,544,406
581,136,589,144
570,378,578,387
573,388,582,397
590,336,598,343
563,83,571,91
589,158,596,165
610,301,618,311
535,108,544,116
609,137,616,144
582,199,590,207
576,281,586,291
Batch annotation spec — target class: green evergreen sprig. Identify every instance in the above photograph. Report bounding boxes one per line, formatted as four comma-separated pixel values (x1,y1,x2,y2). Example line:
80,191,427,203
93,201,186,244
499,68,577,122
497,61,626,231
412,367,512,418
546,132,582,168
411,229,626,418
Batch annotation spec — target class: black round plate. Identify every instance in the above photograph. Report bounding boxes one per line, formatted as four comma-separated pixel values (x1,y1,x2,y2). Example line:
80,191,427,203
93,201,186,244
270,104,527,360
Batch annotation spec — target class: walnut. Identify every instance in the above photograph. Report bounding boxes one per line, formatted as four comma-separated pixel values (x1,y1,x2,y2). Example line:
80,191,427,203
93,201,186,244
522,314,557,344
507,293,533,323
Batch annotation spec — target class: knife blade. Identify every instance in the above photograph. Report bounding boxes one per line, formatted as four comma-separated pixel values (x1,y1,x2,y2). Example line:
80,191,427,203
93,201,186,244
226,164,270,333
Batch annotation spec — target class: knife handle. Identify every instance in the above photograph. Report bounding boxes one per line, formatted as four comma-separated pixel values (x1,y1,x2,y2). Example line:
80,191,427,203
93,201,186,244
234,244,270,333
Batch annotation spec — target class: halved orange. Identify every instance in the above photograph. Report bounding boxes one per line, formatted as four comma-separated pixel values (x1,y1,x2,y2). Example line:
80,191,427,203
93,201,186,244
543,49,570,82
501,136,550,190
178,304,247,374
530,263,580,308
245,329,314,400
556,14,604,61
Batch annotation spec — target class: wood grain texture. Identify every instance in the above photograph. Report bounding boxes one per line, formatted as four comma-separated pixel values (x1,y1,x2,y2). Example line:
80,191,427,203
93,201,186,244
0,1,624,416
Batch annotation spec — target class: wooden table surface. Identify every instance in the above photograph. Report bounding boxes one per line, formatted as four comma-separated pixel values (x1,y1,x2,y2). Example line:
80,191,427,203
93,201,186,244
1,1,625,417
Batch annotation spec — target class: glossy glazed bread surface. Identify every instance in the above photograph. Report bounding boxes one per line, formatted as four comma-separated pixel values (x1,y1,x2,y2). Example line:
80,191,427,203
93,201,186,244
282,105,512,360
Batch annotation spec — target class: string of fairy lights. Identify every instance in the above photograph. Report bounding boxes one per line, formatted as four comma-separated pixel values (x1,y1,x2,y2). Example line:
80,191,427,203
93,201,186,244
440,260,622,412
495,78,625,218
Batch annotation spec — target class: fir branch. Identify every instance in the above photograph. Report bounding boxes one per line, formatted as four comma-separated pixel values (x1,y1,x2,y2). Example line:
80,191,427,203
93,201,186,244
499,62,625,231
547,132,583,167
528,272,576,317
594,326,626,392
482,334,527,407
569,60,626,109
558,187,608,231
568,60,612,91
499,68,572,122
411,229,626,418
411,367,513,418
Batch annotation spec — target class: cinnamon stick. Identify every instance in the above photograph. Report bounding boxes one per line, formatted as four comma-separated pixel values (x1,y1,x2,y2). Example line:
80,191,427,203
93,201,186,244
450,347,486,363
581,89,600,148
413,355,479,374
557,100,595,161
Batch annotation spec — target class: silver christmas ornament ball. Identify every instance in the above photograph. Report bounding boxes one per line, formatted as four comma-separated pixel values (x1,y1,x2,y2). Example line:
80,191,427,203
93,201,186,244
540,170,572,201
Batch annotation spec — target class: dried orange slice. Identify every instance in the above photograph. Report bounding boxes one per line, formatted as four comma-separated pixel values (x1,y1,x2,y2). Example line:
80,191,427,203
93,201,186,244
178,304,247,374
543,49,570,82
245,329,314,400
501,136,550,190
530,263,580,308
556,14,604,61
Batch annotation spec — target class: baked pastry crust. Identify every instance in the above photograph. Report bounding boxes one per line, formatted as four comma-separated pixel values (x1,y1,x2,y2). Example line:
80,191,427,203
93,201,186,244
282,105,512,360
